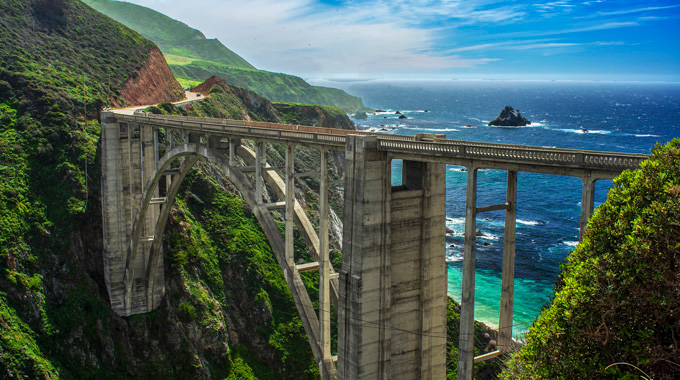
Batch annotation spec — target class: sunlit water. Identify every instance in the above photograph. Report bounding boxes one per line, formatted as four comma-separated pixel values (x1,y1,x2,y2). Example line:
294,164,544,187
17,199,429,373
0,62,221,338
311,79,680,337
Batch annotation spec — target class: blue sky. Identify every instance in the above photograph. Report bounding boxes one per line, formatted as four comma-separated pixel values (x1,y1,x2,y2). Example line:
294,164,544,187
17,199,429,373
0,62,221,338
122,0,680,82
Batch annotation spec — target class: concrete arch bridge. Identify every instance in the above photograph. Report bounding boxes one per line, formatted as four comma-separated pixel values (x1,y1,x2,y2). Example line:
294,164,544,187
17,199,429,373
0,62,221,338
100,111,646,379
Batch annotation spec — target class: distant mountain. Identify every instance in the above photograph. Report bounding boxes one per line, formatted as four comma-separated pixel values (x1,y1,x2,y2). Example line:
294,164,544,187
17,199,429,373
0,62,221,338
81,0,255,69
171,60,368,113
81,0,369,113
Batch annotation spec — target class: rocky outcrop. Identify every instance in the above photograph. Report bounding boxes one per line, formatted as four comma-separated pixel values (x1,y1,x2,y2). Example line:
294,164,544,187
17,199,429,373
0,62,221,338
190,76,279,121
488,105,530,126
273,103,355,131
119,48,184,106
190,75,224,94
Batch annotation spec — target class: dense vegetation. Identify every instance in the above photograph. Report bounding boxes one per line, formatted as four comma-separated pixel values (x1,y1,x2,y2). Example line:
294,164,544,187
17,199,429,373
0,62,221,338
502,139,680,380
0,0,156,376
80,0,370,113
161,166,321,378
0,1,323,378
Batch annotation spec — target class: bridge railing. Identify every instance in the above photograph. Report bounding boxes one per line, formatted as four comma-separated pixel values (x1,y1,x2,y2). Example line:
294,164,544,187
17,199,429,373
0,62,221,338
117,112,648,172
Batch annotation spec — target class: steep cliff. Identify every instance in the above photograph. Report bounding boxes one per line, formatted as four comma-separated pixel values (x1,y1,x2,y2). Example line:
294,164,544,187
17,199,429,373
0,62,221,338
118,47,184,106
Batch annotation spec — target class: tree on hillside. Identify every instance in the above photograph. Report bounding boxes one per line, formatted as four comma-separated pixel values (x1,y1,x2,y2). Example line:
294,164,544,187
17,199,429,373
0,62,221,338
502,139,680,380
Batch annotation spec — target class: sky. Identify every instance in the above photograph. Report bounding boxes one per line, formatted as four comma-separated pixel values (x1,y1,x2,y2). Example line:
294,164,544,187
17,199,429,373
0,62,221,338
120,0,680,82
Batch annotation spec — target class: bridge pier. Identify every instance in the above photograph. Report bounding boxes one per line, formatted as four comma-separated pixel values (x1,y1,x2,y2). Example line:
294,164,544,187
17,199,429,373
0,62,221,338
458,169,519,379
580,173,596,239
339,135,447,380
101,112,165,316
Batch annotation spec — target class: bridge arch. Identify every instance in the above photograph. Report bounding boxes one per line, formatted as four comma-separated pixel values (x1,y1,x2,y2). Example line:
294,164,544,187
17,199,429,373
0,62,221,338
123,143,259,312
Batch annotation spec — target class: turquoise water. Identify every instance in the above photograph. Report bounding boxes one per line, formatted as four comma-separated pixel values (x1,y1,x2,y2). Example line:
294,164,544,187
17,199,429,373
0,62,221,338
312,79,680,337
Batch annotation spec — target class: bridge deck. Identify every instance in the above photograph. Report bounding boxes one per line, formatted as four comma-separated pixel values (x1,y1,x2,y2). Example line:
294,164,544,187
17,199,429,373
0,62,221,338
116,112,647,177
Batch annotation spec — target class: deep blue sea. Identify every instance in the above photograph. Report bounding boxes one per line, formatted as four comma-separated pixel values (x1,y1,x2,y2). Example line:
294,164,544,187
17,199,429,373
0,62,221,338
311,79,680,337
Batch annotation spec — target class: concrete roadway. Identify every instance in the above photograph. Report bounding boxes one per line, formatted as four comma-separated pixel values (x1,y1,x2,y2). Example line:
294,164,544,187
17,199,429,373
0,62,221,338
112,91,206,115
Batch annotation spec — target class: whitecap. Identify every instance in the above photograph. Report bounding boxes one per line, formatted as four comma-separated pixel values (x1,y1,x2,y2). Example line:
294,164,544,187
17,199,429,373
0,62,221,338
517,219,543,226
556,128,612,135
563,241,579,248
396,125,460,132
446,217,465,225
445,251,464,263
448,167,467,172
478,233,499,241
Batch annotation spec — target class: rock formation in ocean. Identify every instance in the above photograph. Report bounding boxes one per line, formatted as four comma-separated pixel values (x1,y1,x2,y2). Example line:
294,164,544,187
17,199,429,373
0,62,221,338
488,105,531,126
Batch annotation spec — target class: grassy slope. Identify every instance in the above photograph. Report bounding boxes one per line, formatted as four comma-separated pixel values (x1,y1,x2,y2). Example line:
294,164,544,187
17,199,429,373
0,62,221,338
81,0,370,113
171,61,368,113
502,140,680,380
81,0,255,69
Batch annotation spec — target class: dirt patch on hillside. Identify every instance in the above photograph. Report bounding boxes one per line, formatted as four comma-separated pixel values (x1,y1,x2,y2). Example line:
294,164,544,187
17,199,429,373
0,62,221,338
118,48,184,106
191,75,222,94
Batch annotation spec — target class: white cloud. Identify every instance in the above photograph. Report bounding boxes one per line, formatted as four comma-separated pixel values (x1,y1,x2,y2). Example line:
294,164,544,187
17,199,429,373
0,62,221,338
594,5,680,17
119,0,507,77
448,39,580,53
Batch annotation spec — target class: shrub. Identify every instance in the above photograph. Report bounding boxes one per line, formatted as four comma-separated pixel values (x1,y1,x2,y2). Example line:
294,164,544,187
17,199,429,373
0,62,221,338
502,139,680,379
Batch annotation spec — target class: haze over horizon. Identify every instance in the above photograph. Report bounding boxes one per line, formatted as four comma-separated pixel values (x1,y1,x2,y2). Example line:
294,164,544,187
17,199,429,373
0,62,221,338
114,0,679,82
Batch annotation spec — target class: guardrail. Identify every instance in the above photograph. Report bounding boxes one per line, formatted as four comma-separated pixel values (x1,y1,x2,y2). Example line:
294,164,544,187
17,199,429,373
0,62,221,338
113,112,648,172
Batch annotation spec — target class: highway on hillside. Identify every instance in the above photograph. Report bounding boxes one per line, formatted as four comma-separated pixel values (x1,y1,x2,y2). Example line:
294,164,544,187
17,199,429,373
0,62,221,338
112,91,206,115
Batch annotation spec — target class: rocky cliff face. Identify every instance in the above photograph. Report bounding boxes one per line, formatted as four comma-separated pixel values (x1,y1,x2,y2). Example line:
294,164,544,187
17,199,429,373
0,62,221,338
273,102,355,130
118,48,184,106
189,75,279,121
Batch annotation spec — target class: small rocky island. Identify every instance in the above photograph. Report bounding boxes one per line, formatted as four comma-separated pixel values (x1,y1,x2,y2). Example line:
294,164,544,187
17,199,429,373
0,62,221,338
488,105,531,126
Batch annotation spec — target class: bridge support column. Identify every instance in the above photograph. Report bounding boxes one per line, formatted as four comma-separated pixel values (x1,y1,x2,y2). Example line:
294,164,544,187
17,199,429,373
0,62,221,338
458,169,519,377
498,171,517,351
319,148,333,376
285,143,295,269
255,140,265,204
579,173,596,240
101,112,164,316
339,136,446,380
458,166,478,380
166,130,174,193
228,137,240,177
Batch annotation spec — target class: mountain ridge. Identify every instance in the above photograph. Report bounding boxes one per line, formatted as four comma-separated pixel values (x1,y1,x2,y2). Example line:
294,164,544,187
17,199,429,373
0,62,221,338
81,0,255,69
81,0,370,113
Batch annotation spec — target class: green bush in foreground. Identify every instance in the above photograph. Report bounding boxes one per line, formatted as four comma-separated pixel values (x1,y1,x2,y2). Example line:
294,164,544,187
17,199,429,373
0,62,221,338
502,139,680,380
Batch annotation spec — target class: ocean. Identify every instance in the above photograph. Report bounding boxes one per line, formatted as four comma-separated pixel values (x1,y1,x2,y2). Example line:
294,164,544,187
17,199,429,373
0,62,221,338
311,78,680,337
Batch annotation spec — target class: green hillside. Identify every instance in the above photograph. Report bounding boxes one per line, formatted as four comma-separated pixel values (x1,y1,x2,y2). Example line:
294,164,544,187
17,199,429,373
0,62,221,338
81,0,255,69
80,0,370,113
173,61,368,113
